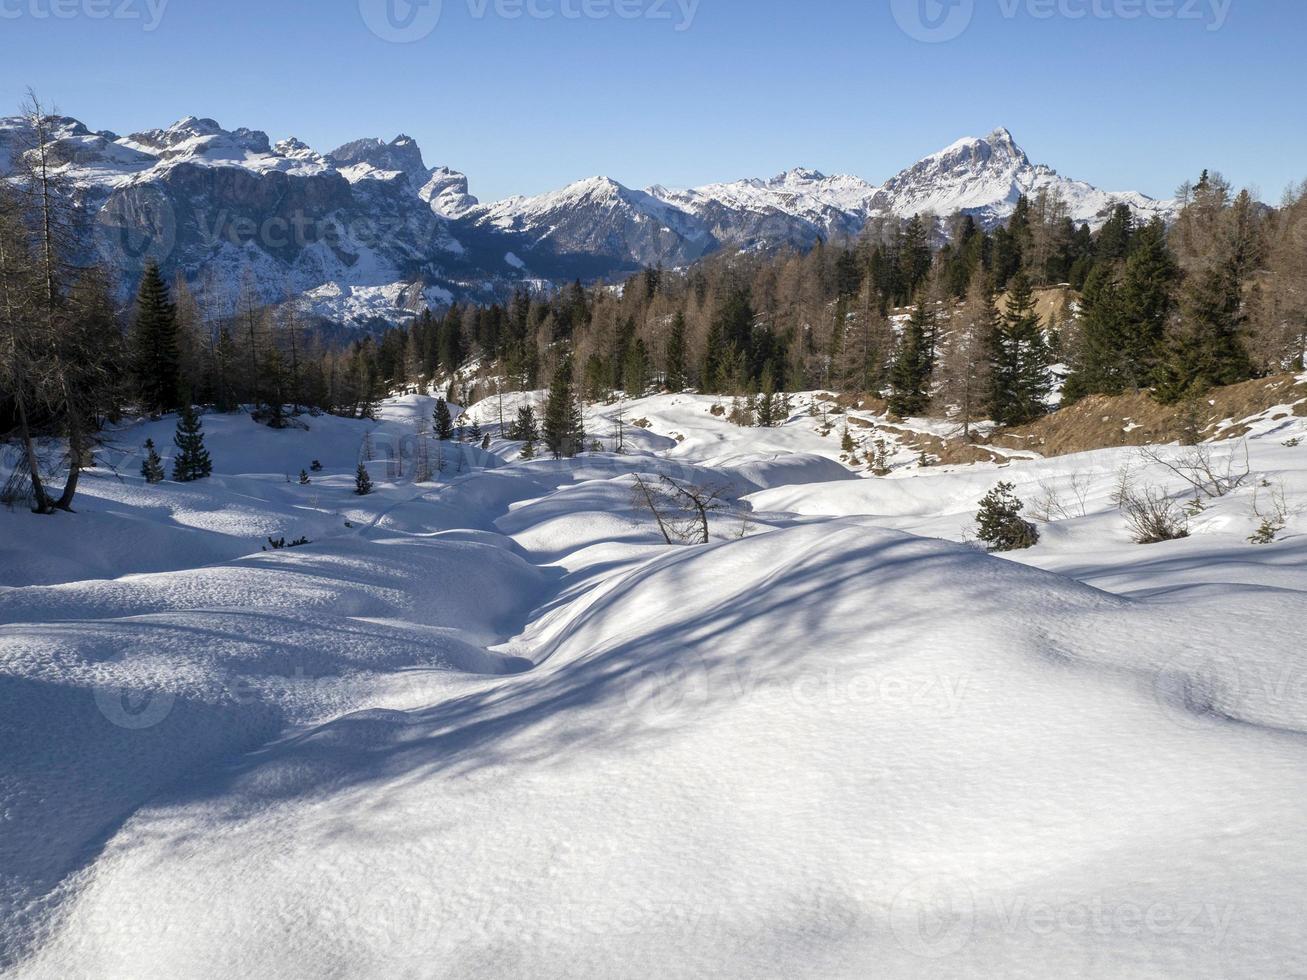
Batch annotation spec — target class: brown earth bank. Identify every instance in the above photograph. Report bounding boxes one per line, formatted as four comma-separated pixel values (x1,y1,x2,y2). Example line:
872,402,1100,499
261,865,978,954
992,373,1307,457
824,373,1307,468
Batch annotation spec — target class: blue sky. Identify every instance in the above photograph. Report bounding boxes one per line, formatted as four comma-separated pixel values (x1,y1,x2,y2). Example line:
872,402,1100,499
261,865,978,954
1,0,1301,203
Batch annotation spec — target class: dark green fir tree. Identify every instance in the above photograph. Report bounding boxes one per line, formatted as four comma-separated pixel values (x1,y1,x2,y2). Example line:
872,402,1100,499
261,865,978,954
171,404,213,482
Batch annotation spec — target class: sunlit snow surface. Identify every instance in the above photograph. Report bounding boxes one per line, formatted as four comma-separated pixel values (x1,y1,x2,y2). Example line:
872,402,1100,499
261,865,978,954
2,391,1306,978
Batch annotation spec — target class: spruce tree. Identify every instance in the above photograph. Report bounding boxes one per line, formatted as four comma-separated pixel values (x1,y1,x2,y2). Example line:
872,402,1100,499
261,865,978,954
665,312,688,392
976,482,1039,552
434,398,454,440
131,262,182,415
987,273,1051,426
1154,263,1253,403
1065,222,1178,402
171,405,213,482
887,301,936,417
756,367,777,428
299,469,311,486
140,439,165,484
467,418,482,444
513,404,539,442
543,358,585,458
354,463,373,496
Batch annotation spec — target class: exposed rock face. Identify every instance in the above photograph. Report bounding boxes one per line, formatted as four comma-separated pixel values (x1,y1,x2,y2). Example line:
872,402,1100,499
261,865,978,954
0,115,1176,326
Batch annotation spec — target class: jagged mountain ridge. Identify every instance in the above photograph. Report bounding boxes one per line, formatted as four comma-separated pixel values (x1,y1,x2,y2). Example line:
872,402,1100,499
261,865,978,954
0,116,1176,325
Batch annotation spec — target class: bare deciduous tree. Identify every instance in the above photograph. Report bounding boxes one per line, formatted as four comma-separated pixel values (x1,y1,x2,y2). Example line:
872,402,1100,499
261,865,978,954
631,473,731,545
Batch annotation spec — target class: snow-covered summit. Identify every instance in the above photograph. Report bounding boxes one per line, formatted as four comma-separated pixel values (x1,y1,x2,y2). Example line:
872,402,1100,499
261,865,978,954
879,127,1173,228
0,113,1181,324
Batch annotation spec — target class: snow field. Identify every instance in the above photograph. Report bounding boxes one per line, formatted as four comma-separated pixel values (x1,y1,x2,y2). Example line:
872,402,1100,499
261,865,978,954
2,389,1306,978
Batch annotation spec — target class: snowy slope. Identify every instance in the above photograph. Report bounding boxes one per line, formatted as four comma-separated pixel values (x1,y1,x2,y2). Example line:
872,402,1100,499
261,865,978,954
3,390,1307,977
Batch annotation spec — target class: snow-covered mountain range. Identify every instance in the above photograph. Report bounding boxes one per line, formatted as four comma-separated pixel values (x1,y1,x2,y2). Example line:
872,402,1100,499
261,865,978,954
0,116,1177,325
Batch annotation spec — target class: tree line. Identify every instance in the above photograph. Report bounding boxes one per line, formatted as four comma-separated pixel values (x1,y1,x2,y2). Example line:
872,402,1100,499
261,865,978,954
4,89,1305,509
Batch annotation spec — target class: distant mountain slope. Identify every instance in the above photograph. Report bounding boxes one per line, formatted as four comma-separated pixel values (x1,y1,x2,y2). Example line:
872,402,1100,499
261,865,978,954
0,115,1177,325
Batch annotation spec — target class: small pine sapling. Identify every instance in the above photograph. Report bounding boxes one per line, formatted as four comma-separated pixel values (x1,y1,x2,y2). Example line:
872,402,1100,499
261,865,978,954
976,481,1040,552
140,439,165,484
354,463,374,496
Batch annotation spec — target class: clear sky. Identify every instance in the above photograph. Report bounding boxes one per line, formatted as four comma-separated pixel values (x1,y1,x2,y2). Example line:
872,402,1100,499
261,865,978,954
1,0,1301,204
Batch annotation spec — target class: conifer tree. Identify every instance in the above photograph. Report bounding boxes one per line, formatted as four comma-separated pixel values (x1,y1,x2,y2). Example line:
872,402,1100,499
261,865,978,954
171,404,213,482
976,481,1039,552
1065,222,1178,401
987,273,1051,426
354,463,373,496
512,404,539,442
131,262,182,414
140,439,165,484
543,357,585,458
299,469,311,485
467,418,482,443
434,397,454,440
1154,262,1253,403
756,366,777,428
665,312,688,392
887,301,936,417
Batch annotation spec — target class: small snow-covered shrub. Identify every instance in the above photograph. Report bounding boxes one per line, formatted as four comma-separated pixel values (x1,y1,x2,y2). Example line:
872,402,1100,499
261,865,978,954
1248,482,1290,545
264,536,311,551
1118,485,1191,545
976,482,1040,552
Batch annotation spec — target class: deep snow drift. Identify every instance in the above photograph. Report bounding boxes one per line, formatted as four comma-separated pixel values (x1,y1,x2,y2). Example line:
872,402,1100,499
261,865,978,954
2,390,1306,978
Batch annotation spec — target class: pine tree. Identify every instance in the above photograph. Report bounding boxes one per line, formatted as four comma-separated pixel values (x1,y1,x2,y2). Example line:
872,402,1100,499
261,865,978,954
987,273,1051,426
434,398,454,440
467,418,482,444
520,438,537,461
354,463,373,496
131,262,182,414
512,404,539,442
543,357,585,458
624,337,651,395
140,439,165,484
171,404,213,482
1065,222,1178,401
976,481,1039,552
887,300,936,417
665,312,688,392
299,469,311,485
1154,263,1253,403
756,366,777,428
